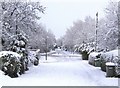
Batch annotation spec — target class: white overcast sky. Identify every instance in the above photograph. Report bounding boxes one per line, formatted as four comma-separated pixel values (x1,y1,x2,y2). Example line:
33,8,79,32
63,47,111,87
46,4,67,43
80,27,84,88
38,0,115,39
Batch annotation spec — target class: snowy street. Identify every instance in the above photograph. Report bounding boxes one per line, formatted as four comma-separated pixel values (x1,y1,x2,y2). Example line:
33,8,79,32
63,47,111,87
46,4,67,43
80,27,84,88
0,51,118,86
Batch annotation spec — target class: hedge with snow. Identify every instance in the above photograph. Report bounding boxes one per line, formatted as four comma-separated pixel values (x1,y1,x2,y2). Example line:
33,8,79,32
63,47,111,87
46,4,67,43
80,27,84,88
0,51,21,78
74,42,95,60
0,50,40,78
1,33,40,78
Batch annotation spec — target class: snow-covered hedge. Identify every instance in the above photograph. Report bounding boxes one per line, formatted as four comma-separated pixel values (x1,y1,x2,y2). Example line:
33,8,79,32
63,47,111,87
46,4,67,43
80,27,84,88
0,51,21,78
75,42,95,54
88,52,101,66
0,49,40,78
74,42,95,60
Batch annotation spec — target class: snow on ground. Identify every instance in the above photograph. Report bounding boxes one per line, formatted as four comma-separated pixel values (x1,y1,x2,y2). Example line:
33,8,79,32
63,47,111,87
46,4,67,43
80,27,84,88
0,51,118,86
50,49,81,57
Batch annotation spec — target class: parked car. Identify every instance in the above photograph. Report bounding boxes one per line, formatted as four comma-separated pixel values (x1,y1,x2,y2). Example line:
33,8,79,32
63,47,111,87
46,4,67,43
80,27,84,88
28,49,40,66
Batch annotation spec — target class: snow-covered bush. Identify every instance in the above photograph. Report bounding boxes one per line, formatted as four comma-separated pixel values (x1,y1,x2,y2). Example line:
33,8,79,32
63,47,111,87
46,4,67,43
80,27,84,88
0,51,21,78
74,42,95,60
88,52,101,66
2,32,29,75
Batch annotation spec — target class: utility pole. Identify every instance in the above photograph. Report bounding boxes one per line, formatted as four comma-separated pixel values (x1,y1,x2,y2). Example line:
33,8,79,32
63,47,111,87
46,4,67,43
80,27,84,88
95,12,98,52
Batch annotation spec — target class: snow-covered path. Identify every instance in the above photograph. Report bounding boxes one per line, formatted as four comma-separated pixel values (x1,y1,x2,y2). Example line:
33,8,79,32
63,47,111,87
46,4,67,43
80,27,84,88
0,51,118,86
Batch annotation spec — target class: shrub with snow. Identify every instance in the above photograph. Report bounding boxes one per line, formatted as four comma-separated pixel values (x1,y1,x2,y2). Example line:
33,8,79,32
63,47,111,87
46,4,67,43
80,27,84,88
2,32,29,75
74,42,95,60
9,33,29,74
0,51,21,78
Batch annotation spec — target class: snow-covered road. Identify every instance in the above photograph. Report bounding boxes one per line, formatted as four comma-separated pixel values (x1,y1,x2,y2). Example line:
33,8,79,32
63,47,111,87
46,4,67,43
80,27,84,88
0,51,118,86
